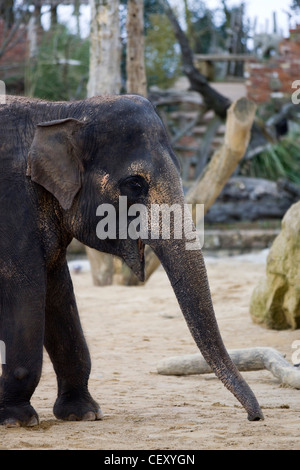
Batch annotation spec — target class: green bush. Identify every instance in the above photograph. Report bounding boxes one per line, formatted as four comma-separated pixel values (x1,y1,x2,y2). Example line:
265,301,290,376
240,130,300,186
145,13,181,89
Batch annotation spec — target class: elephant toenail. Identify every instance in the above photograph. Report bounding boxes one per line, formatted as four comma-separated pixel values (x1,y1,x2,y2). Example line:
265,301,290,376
27,416,39,427
95,409,103,420
82,411,96,421
4,418,21,428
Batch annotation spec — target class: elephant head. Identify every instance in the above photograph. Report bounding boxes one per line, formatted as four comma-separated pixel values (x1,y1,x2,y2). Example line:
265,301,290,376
27,94,263,421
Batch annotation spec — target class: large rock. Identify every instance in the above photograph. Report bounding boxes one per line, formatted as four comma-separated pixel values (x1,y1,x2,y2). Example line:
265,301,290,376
205,176,298,223
250,201,300,329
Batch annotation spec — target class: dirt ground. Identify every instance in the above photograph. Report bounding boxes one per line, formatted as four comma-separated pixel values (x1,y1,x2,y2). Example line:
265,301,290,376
1,253,299,450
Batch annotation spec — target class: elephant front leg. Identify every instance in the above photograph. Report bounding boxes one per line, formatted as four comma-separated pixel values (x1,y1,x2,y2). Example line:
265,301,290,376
45,261,102,421
0,288,45,427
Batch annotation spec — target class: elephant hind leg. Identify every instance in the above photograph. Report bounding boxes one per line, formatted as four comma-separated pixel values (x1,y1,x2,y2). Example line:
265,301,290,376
0,276,45,427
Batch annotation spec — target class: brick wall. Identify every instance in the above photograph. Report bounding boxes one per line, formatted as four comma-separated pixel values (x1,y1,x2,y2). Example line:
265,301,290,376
246,26,300,103
0,20,28,93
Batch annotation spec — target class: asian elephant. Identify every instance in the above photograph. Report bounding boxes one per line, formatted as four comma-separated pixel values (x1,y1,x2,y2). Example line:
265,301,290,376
0,94,263,427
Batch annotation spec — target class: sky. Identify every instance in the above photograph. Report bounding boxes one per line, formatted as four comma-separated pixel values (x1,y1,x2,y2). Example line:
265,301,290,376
208,0,292,36
168,0,293,37
47,0,294,41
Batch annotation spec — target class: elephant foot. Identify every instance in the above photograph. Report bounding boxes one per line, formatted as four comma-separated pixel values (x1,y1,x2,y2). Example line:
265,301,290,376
0,404,39,427
53,391,103,422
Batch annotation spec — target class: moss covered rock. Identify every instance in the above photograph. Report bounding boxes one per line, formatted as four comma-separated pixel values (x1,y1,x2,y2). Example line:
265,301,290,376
250,201,300,329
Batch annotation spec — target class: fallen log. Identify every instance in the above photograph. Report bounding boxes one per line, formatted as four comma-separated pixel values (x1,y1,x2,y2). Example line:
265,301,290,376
157,347,300,389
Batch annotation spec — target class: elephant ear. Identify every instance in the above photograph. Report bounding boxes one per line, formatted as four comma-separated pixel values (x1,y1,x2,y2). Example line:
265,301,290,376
27,118,84,210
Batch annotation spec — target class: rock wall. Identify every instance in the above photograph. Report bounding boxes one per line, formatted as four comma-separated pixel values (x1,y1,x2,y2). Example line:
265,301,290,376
205,176,298,223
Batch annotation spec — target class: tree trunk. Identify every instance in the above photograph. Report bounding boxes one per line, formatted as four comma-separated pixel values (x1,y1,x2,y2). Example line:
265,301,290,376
86,0,122,286
126,0,147,96
50,2,59,28
87,0,121,97
25,14,38,97
73,0,81,37
0,0,15,28
33,1,42,31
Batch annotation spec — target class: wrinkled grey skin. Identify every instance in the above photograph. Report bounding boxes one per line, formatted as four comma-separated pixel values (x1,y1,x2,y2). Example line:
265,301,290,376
0,95,263,427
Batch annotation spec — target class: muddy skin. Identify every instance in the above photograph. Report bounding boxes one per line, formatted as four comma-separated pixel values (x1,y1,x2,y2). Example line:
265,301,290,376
0,95,263,427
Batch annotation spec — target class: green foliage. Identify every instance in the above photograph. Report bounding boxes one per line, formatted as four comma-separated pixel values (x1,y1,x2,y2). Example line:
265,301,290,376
145,13,181,89
240,131,300,185
183,0,233,54
26,24,89,101
120,1,178,89
184,1,221,53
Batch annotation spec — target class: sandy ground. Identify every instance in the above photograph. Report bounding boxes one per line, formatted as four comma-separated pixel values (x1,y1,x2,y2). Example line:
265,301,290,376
1,252,299,450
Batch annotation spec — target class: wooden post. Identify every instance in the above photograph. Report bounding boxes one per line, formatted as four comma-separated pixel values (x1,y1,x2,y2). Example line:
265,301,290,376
87,0,121,97
126,0,147,97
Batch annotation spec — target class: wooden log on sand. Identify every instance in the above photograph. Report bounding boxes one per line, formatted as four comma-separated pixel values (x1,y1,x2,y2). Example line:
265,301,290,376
157,347,300,389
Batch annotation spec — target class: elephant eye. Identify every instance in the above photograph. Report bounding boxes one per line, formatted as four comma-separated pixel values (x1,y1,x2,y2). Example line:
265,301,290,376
119,175,148,199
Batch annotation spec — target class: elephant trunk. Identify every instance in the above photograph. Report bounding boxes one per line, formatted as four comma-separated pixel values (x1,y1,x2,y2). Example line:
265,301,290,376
152,235,264,421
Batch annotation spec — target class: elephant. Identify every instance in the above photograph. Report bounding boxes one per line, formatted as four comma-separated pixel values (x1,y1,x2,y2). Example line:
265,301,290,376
0,94,264,427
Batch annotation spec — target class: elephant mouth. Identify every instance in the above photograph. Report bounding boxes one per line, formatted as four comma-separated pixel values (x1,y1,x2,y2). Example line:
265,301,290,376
137,238,145,264
121,237,145,282
136,238,145,282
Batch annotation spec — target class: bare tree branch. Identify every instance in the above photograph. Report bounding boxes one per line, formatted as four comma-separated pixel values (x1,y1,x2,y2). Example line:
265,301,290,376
157,0,231,119
157,0,272,156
